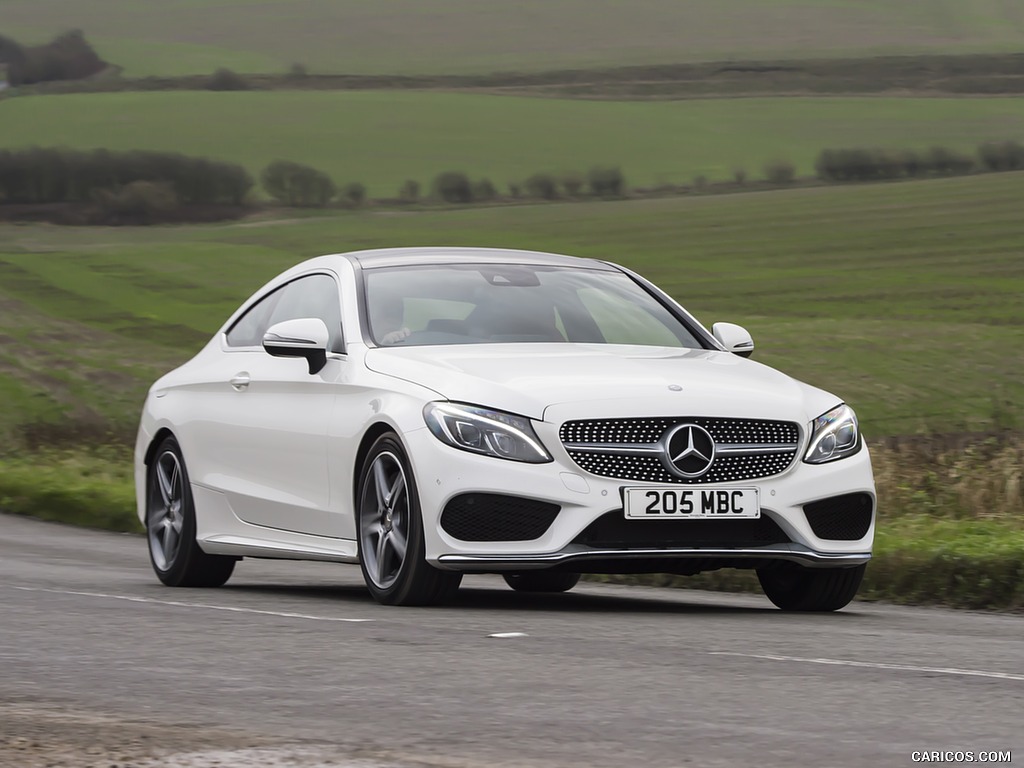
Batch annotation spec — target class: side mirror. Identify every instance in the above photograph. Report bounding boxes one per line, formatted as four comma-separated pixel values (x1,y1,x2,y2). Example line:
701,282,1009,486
712,322,755,358
263,318,330,374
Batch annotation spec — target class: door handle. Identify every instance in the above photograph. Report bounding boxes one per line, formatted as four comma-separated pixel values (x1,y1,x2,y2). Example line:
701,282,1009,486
230,373,251,390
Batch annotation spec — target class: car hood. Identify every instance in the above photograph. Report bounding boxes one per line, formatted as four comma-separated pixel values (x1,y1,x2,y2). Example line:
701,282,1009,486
363,343,840,425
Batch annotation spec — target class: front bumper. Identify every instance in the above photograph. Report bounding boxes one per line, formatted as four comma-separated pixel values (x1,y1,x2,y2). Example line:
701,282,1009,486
405,420,876,572
438,545,870,571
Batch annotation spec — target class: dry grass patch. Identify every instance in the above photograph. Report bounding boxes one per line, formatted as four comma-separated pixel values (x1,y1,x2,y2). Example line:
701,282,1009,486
873,435,1023,521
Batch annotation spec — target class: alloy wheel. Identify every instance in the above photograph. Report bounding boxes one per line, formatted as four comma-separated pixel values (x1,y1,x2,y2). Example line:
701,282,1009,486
149,450,185,571
359,451,410,590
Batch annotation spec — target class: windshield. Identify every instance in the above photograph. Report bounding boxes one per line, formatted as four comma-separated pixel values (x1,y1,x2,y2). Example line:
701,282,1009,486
363,264,705,349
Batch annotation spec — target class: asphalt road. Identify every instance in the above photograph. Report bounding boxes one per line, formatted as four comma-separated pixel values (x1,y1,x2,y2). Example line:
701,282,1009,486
1,513,1022,768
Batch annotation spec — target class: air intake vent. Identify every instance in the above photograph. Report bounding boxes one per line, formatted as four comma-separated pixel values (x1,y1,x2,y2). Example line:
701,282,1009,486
803,493,873,540
440,493,560,542
573,511,791,549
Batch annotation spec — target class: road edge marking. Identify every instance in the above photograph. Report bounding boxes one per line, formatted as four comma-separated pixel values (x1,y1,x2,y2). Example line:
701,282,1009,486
710,651,1024,681
8,586,373,623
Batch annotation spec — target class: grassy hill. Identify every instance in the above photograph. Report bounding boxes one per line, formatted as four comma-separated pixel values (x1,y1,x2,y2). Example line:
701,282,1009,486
4,92,1024,195
5,0,1024,76
0,172,1021,447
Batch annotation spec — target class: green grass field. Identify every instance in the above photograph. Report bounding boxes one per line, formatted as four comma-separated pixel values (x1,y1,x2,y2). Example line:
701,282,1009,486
0,172,1022,446
6,0,1024,75
3,165,1022,608
5,92,1024,195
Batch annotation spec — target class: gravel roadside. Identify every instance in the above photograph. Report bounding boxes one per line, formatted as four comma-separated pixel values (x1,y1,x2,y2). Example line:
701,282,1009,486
0,702,396,768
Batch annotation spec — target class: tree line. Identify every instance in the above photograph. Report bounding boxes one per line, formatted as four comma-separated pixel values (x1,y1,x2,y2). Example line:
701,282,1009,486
1,140,1022,225
0,147,252,204
0,31,107,86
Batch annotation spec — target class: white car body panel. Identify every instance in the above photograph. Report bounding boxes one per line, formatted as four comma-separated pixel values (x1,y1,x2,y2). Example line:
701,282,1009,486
135,247,875,582
365,343,840,424
188,348,334,535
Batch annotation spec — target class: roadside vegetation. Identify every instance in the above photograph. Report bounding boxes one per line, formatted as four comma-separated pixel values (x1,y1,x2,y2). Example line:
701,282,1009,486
0,449,138,532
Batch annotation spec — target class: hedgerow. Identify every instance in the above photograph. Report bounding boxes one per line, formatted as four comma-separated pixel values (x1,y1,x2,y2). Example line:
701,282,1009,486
0,147,253,204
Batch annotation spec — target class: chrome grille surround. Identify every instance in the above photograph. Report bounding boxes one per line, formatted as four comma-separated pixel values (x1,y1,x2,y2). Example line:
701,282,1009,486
559,417,801,484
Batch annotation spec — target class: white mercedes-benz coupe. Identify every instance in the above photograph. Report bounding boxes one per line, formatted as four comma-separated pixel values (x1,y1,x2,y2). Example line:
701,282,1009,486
135,247,874,610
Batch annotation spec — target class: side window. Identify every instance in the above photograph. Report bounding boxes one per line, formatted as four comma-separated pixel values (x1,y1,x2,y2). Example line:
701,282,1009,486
225,288,284,347
266,274,345,353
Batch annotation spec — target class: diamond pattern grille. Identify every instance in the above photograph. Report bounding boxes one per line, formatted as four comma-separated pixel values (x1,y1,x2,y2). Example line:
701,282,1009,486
560,417,801,484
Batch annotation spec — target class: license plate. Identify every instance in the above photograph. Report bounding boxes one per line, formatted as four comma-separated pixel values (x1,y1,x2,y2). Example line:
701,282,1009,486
623,487,760,519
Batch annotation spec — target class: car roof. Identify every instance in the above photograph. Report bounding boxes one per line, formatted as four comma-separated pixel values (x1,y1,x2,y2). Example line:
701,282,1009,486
337,247,618,271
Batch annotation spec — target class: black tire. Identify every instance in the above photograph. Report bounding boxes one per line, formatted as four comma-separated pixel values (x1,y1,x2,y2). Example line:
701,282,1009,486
757,563,866,612
357,433,462,606
503,572,581,593
146,437,236,588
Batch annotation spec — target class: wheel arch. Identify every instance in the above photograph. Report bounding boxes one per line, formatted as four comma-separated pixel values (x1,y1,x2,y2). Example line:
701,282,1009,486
352,421,405,508
144,427,177,468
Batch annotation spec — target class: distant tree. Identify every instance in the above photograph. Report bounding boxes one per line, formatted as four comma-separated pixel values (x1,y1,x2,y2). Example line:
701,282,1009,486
93,181,180,223
524,172,559,200
206,67,250,91
561,172,584,197
978,141,1024,172
898,150,924,178
342,181,367,206
0,147,251,205
6,30,106,86
399,179,421,202
432,171,473,203
763,160,796,185
924,146,974,175
587,166,626,198
472,178,498,201
214,162,255,204
261,160,336,206
0,34,26,68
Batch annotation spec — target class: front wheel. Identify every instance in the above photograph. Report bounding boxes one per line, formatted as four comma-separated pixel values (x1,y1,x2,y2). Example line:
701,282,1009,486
147,437,236,588
357,433,462,606
757,563,866,612
503,572,580,593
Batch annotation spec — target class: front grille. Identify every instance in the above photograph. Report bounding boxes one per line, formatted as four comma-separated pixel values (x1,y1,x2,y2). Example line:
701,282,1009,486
566,451,796,485
560,416,800,484
803,493,873,541
440,493,560,542
574,511,791,549
562,417,799,445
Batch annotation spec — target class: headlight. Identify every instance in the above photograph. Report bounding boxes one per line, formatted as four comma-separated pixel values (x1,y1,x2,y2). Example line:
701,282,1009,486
423,402,551,463
803,404,860,464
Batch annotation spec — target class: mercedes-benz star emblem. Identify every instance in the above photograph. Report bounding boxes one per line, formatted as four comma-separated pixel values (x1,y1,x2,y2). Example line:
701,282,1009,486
665,424,716,478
